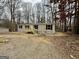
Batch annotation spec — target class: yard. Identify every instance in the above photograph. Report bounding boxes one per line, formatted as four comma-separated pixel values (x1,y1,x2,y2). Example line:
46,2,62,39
0,32,78,59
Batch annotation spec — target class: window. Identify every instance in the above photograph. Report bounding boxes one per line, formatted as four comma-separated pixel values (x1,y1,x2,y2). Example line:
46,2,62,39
34,25,38,29
25,25,29,28
46,25,52,30
19,25,22,29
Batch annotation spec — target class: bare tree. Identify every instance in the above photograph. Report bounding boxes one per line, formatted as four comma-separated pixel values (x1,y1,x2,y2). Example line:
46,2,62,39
5,0,21,31
16,10,21,24
22,2,32,23
0,0,5,19
73,0,79,34
6,0,21,22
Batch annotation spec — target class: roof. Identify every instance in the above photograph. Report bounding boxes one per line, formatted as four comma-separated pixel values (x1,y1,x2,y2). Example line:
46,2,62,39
18,23,53,25
50,0,59,3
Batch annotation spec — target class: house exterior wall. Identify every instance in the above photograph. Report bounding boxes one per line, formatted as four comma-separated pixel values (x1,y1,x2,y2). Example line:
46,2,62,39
38,24,46,33
18,24,34,32
18,24,26,32
17,24,54,34
38,24,53,34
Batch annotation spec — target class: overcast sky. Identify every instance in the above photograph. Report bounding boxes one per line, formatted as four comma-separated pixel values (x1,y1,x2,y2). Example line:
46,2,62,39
22,0,41,4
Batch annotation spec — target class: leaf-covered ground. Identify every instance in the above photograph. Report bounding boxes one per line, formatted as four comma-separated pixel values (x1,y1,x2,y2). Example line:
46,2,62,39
0,32,78,59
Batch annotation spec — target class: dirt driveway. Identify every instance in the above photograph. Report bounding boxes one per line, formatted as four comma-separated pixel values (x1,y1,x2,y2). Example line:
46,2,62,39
0,33,72,59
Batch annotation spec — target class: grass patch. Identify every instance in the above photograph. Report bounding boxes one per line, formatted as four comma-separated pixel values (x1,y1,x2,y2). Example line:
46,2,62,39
9,32,25,35
0,37,9,43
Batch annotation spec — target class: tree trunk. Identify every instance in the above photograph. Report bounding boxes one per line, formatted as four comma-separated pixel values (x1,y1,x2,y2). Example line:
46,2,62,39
63,19,67,32
72,0,79,34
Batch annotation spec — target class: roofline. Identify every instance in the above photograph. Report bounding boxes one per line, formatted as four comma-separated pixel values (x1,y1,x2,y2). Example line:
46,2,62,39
18,23,53,25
